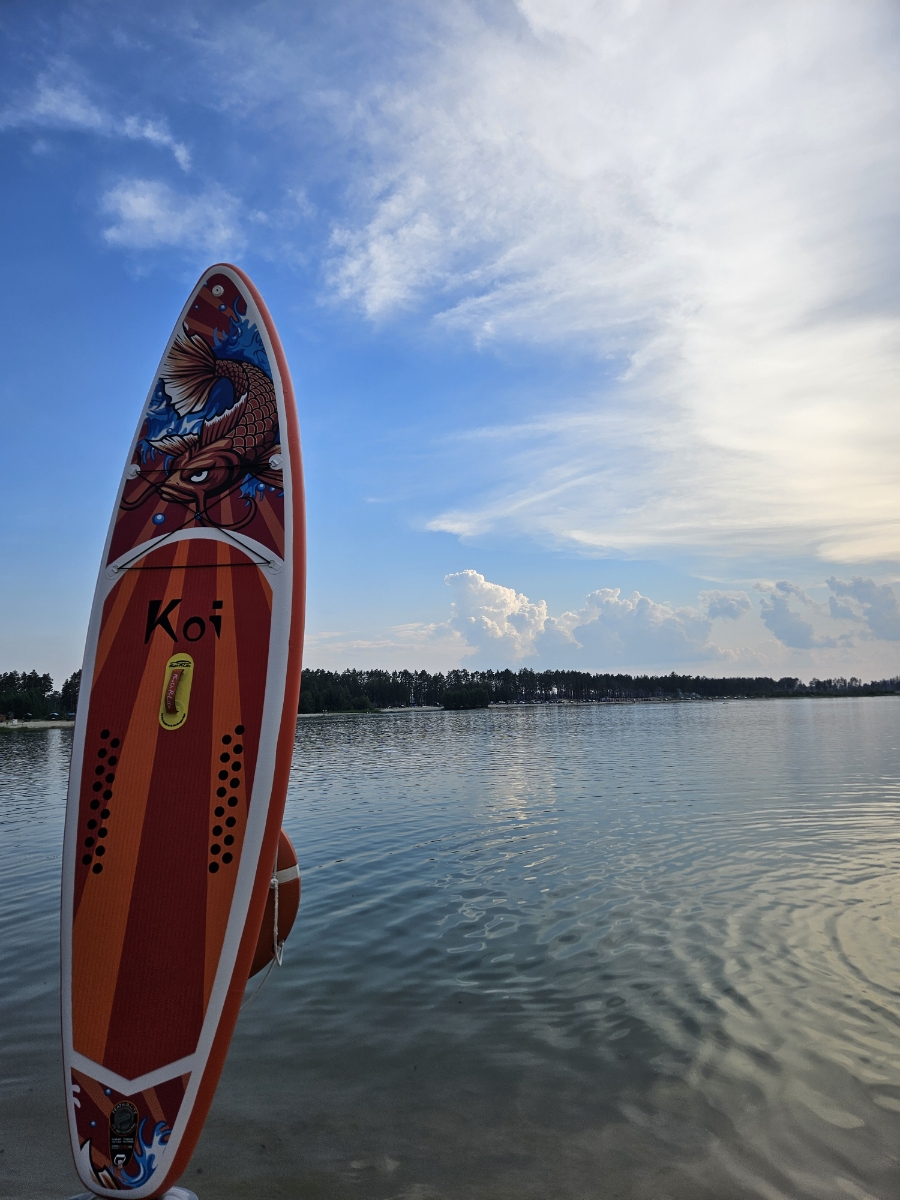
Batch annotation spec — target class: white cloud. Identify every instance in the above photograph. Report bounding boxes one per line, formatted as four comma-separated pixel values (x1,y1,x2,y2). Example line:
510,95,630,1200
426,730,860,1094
302,568,900,675
444,568,571,660
827,576,900,641
702,591,752,621
0,72,191,169
321,0,900,563
756,581,838,650
440,570,900,666
101,179,244,256
121,116,191,171
442,569,727,667
567,587,726,668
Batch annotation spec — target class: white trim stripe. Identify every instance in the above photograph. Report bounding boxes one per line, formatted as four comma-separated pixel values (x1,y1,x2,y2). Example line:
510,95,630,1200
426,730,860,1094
69,1052,196,1096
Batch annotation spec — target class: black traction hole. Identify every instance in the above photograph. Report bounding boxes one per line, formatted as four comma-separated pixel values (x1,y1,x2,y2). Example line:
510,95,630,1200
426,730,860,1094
222,852,233,864
100,729,110,739
209,862,219,874
92,863,103,874
235,724,244,734
81,854,92,866
225,816,236,827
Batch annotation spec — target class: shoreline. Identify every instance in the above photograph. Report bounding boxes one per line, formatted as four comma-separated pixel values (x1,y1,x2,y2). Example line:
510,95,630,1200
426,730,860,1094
4,692,895,731
0,719,75,730
297,693,900,717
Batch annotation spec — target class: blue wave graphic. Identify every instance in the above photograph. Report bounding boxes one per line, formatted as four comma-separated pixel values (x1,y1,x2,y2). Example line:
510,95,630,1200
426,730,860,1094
111,1117,171,1190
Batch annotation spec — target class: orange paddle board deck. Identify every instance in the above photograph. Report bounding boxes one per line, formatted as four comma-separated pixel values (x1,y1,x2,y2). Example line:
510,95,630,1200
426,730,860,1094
61,265,305,1197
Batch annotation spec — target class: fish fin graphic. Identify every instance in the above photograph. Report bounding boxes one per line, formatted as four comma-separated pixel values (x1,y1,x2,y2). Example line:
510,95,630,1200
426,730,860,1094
200,394,248,447
167,327,219,417
150,433,198,457
255,467,284,488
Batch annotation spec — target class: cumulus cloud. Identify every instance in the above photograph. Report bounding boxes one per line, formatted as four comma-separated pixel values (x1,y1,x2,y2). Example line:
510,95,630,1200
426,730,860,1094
444,569,571,659
827,576,900,640
567,588,724,667
702,591,752,621
442,569,726,667
319,1,900,563
101,179,244,256
756,581,837,649
302,569,900,672
0,72,190,169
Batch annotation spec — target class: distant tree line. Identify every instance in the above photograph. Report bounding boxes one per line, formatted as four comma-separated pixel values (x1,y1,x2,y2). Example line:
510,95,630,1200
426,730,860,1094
298,668,900,712
0,669,81,719
4,666,898,720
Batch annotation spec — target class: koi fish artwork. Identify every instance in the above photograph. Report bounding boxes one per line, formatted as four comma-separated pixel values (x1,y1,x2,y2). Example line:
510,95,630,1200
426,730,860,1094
109,271,286,562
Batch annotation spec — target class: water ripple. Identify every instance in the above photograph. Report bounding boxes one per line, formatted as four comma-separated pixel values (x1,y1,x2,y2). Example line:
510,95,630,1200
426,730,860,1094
4,700,900,1197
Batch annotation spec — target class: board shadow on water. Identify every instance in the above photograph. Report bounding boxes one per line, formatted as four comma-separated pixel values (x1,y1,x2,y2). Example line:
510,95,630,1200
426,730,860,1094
3,699,900,1199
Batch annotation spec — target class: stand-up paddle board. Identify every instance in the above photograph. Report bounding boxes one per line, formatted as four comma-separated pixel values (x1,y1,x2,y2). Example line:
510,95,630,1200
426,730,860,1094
61,264,305,1197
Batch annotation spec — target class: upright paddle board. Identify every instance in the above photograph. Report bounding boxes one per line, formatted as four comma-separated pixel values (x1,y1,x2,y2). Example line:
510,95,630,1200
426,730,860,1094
61,265,305,1197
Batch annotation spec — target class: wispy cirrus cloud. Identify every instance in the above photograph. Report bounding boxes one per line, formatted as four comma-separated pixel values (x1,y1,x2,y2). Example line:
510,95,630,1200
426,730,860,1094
317,0,900,564
10,3,900,578
0,70,191,169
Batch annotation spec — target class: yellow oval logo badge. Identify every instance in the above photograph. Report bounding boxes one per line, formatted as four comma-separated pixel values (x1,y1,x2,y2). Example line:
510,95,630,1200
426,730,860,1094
159,654,194,730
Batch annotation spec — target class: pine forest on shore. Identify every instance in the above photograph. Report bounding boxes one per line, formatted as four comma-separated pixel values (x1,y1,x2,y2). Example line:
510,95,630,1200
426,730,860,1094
4,667,899,720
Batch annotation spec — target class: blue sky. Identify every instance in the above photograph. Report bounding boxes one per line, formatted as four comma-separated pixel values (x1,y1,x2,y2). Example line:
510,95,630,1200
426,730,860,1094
2,0,900,684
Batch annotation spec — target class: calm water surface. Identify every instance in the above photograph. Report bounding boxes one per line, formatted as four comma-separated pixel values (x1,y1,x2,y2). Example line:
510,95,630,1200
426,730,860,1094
3,700,900,1199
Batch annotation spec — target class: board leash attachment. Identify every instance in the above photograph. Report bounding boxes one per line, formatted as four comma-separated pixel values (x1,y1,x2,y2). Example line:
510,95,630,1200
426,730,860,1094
272,858,300,964
241,837,300,1007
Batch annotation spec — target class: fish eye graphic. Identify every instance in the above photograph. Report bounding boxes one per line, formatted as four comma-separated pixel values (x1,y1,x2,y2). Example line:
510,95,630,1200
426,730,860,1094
189,470,209,483
211,284,224,297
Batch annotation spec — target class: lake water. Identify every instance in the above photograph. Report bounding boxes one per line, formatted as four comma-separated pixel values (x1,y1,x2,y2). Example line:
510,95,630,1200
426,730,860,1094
3,700,900,1200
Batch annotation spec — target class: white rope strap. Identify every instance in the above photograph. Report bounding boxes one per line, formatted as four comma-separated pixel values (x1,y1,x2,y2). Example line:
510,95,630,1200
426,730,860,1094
271,862,297,966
